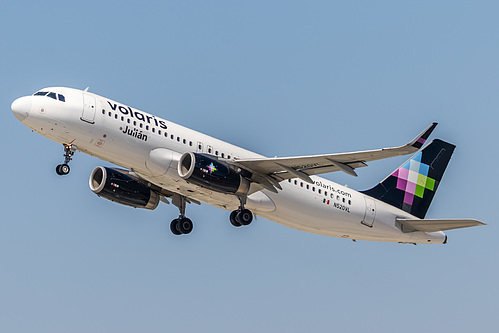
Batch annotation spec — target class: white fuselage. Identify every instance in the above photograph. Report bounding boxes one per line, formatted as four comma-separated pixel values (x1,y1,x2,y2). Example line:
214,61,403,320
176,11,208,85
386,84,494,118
12,87,446,244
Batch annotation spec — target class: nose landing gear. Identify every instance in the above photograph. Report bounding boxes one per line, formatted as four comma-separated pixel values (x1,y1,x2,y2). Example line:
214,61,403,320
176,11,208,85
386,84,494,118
56,144,77,175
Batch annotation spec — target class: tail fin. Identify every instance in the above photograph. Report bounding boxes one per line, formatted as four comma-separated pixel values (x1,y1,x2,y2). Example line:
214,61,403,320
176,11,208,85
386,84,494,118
361,139,455,219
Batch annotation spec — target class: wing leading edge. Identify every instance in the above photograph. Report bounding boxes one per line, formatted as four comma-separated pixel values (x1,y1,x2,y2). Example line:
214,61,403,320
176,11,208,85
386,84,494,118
232,123,438,192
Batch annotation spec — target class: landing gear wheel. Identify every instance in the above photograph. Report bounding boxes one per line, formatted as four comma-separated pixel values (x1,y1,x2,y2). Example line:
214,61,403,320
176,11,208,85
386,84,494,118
237,209,253,226
169,195,194,236
177,217,193,234
230,210,242,227
170,219,182,235
56,144,76,176
56,164,70,175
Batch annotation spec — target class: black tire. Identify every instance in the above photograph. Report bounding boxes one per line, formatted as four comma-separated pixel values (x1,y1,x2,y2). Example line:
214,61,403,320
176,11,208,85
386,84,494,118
56,164,70,175
177,217,193,234
60,164,70,175
230,210,241,227
170,219,182,235
237,209,253,226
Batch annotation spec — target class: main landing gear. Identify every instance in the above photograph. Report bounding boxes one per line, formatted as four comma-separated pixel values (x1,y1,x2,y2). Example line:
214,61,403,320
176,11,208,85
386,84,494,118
56,144,77,176
229,196,253,227
170,194,193,235
168,194,254,235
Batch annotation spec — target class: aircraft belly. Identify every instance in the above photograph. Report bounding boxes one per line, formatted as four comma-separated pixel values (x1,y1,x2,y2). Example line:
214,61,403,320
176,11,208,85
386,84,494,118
260,186,411,242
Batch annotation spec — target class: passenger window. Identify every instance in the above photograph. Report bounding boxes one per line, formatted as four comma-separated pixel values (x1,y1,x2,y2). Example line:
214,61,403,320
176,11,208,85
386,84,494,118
300,182,303,187
183,139,186,144
221,153,225,158
318,189,321,194
152,128,155,133
325,191,328,196
294,180,297,185
189,141,193,146
177,137,180,142
127,119,130,124
47,92,57,100
146,125,149,130
139,123,143,128
227,155,231,159
115,114,118,119
58,94,65,102
312,187,315,192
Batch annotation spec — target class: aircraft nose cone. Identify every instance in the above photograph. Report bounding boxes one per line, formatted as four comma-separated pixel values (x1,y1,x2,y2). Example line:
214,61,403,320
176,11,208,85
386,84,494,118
11,96,32,122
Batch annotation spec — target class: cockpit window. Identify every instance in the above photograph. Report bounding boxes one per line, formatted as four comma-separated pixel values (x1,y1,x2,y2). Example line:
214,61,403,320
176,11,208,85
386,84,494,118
33,90,66,102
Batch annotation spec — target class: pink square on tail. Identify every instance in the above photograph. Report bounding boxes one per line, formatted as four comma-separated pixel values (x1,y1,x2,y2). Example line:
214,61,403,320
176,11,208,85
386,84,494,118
398,168,409,180
406,181,417,194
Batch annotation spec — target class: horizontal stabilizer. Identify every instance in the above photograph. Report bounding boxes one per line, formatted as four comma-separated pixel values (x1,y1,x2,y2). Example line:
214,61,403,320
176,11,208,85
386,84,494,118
397,218,485,233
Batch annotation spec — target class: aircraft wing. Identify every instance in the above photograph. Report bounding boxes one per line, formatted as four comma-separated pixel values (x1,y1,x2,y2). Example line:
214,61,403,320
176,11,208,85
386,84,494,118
396,219,486,232
232,123,438,192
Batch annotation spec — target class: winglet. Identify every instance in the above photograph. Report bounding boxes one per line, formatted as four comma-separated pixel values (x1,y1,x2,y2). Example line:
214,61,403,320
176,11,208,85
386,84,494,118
409,122,438,149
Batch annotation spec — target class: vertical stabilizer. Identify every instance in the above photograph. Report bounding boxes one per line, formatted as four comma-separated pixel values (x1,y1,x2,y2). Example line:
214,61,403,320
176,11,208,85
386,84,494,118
361,139,455,219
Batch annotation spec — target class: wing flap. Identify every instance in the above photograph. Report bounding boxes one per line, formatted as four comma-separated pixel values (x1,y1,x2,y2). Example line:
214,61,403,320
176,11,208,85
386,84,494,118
397,218,486,232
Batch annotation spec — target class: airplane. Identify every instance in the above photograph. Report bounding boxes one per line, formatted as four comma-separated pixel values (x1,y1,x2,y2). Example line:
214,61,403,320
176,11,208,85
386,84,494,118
11,87,485,244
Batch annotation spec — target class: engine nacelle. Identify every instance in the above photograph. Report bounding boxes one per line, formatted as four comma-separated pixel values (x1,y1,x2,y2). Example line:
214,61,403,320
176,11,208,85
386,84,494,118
89,166,159,210
178,152,250,196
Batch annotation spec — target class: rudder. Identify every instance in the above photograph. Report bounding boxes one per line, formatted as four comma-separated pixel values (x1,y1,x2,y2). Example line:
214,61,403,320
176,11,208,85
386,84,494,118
361,139,455,219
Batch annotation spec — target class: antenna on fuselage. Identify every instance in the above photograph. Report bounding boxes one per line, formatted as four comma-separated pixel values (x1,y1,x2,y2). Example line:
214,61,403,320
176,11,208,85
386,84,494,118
84,87,89,92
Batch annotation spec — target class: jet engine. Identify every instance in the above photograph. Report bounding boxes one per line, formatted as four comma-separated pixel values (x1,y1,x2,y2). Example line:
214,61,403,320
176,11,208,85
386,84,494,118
178,152,250,196
89,166,159,210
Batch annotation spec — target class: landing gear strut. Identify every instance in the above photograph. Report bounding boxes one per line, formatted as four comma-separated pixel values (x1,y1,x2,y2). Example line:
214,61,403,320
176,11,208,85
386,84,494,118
56,144,77,176
170,194,193,235
230,196,253,227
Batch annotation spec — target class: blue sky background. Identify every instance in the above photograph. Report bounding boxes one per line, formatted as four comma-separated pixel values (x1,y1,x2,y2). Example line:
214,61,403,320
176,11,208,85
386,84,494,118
1,1,496,332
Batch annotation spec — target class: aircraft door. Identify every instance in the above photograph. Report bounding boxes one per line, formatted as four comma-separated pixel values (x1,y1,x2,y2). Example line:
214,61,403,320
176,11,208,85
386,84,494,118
81,94,96,124
362,197,376,227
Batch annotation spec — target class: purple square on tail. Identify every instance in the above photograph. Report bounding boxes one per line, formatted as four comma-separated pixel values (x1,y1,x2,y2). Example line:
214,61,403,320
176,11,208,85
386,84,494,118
396,178,407,191
404,192,414,205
